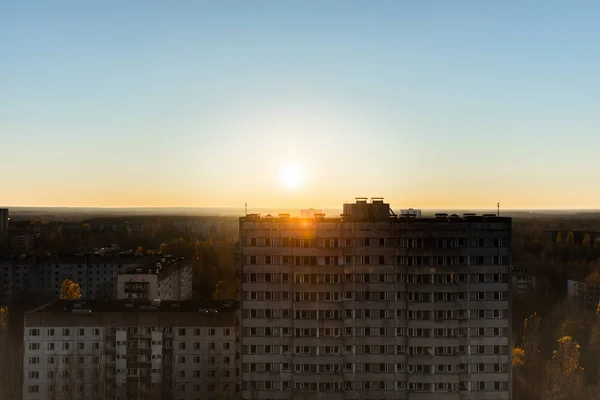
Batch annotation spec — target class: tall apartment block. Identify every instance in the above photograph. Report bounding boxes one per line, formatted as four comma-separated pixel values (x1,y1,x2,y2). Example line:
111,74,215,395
23,300,236,400
0,208,8,233
238,198,511,400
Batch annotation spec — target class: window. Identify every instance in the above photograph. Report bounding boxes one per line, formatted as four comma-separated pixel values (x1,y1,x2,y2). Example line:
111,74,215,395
28,343,40,351
63,342,70,350
28,371,40,379
47,328,54,336
28,357,39,365
178,328,186,336
62,328,70,336
28,329,40,336
79,328,85,336
28,385,39,393
208,328,215,336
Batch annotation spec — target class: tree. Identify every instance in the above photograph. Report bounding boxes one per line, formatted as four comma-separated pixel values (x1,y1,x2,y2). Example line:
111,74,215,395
0,307,7,330
541,336,585,400
583,234,591,247
146,249,155,255
567,231,575,246
213,280,235,300
513,346,525,367
60,279,82,300
523,312,542,363
585,271,600,285
557,232,564,246
135,246,144,256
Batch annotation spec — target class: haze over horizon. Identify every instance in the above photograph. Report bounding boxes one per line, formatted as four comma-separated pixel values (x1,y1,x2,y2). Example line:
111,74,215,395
3,1,600,209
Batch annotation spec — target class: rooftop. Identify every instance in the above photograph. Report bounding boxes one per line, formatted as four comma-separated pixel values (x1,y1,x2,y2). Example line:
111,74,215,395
29,299,237,314
241,198,510,223
123,255,189,275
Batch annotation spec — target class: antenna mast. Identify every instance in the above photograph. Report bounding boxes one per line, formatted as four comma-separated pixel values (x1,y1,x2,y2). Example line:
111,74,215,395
497,202,500,217
245,202,247,216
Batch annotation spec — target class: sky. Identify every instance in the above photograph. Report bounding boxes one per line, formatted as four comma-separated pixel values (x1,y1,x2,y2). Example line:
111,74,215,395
2,1,600,210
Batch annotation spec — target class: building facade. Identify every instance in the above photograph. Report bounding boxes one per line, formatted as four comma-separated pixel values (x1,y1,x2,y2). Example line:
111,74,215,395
0,208,8,233
238,198,511,400
117,257,193,301
35,255,159,300
23,300,237,400
568,279,600,310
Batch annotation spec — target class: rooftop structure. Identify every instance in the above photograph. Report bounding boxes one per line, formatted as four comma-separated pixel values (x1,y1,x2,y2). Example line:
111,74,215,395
117,257,193,301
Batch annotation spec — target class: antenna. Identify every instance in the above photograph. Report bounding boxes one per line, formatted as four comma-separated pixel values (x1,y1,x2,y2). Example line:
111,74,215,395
245,202,247,216
497,202,500,217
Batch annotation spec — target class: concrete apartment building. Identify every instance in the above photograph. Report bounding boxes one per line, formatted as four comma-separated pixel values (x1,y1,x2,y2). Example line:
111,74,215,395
0,208,8,233
35,255,161,300
567,279,600,310
238,198,511,400
117,257,193,301
1,255,34,305
23,300,237,400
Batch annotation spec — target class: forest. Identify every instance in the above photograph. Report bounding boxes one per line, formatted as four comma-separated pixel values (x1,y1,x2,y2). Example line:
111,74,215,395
511,213,600,399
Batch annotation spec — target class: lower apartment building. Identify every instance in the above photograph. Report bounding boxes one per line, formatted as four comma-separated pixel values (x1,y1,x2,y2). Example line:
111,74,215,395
238,198,511,400
23,300,237,400
116,257,193,300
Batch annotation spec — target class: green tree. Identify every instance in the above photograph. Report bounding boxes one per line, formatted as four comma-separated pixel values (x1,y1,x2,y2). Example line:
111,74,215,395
59,279,82,300
135,246,144,256
557,232,564,246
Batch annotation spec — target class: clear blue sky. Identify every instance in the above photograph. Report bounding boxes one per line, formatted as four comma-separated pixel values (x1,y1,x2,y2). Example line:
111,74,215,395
2,1,600,209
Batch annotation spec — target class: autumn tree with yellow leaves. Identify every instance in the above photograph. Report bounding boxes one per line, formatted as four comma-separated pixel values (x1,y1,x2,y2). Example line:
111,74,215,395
541,336,585,400
59,279,82,300
212,280,235,300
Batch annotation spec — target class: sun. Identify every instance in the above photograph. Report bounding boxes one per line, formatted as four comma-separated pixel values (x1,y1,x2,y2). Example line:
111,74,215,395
280,165,304,189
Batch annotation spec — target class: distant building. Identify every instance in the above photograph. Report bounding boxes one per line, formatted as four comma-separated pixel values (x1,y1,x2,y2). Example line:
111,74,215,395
22,300,237,400
238,197,512,399
117,257,193,300
0,208,8,233
33,255,159,301
568,279,600,310
511,268,536,298
0,255,34,305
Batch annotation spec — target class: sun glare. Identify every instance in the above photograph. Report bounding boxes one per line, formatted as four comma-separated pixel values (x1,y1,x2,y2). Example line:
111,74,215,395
280,165,304,189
